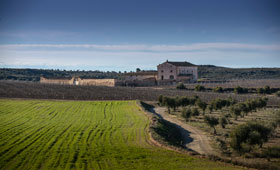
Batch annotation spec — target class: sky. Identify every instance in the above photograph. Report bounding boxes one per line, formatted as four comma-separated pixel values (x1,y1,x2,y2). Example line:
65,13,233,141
0,0,280,71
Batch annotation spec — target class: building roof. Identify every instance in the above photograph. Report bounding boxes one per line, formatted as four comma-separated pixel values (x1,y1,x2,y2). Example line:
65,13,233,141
166,61,196,67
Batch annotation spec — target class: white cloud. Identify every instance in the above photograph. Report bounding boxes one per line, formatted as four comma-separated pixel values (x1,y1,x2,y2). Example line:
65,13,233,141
0,42,279,70
1,42,280,51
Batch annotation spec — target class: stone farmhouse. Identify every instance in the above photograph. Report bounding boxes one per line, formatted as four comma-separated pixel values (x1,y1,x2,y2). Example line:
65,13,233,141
157,60,198,84
40,60,198,87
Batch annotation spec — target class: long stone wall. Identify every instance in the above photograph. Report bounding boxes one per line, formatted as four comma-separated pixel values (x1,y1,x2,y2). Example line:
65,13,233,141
40,77,119,87
40,77,74,85
78,79,117,87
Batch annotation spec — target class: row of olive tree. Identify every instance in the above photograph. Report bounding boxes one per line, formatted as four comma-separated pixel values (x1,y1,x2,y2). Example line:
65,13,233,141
158,95,200,113
230,98,268,120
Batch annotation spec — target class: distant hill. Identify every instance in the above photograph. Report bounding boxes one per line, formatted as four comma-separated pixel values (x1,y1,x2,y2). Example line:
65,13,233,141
198,65,280,80
0,66,280,81
0,68,122,81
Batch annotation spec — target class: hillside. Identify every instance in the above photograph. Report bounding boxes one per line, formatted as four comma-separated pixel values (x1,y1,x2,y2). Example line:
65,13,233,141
0,68,123,81
0,66,280,81
198,65,280,80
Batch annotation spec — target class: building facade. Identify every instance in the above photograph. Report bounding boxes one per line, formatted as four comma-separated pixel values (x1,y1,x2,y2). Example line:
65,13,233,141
157,60,198,83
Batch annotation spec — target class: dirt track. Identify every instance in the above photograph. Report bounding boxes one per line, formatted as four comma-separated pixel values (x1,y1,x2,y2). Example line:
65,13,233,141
152,107,214,155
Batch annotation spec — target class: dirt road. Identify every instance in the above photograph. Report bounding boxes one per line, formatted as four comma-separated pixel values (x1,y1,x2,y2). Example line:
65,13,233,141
151,107,214,155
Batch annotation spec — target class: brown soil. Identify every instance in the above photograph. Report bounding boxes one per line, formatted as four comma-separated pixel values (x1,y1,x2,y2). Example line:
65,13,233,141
152,106,215,155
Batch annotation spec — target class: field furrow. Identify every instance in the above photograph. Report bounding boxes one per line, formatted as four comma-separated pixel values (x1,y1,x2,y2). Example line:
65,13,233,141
0,99,243,170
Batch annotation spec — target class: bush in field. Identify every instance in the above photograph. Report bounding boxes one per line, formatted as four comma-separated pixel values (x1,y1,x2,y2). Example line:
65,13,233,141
180,97,190,106
276,91,280,97
257,86,271,94
158,95,163,105
189,96,199,105
255,98,268,108
207,104,213,114
194,85,205,92
262,146,280,158
204,115,219,134
234,86,248,94
273,111,280,128
182,107,192,121
162,96,175,113
195,98,207,114
237,103,249,117
257,88,265,94
176,83,186,89
219,116,228,128
213,86,224,93
230,122,272,154
264,85,271,94
230,105,241,120
192,107,200,116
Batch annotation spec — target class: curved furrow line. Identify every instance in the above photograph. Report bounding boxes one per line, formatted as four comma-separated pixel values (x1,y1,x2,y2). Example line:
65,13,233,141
0,102,53,127
0,124,51,169
0,102,55,134
22,103,69,169
63,121,86,168
54,103,85,169
0,122,49,159
7,126,55,170
0,103,56,147
63,103,91,169
0,102,40,131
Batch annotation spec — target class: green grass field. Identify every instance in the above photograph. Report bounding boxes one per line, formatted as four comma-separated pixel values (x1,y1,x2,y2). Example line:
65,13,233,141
0,99,242,170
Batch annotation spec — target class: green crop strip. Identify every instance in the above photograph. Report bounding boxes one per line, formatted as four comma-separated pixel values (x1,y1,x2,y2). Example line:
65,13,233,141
0,99,242,170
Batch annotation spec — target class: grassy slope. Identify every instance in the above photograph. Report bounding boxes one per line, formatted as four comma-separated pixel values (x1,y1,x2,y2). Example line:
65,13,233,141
0,99,242,170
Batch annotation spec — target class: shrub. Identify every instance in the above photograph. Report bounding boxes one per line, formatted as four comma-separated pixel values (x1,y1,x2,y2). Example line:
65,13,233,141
192,107,200,116
180,97,190,106
162,96,175,113
262,146,280,158
158,95,163,105
207,104,213,113
276,91,280,97
264,85,271,94
230,105,241,120
219,116,228,128
204,115,219,134
194,85,205,91
176,82,186,89
195,99,207,114
213,86,224,93
182,107,192,121
234,86,248,94
257,88,265,94
230,122,272,154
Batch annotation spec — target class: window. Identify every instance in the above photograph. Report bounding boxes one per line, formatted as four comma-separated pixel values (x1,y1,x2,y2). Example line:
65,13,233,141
161,70,164,73
170,70,173,73
170,75,174,80
161,75,164,80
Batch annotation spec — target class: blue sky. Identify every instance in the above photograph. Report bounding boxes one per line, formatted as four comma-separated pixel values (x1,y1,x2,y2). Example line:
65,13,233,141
0,0,280,71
